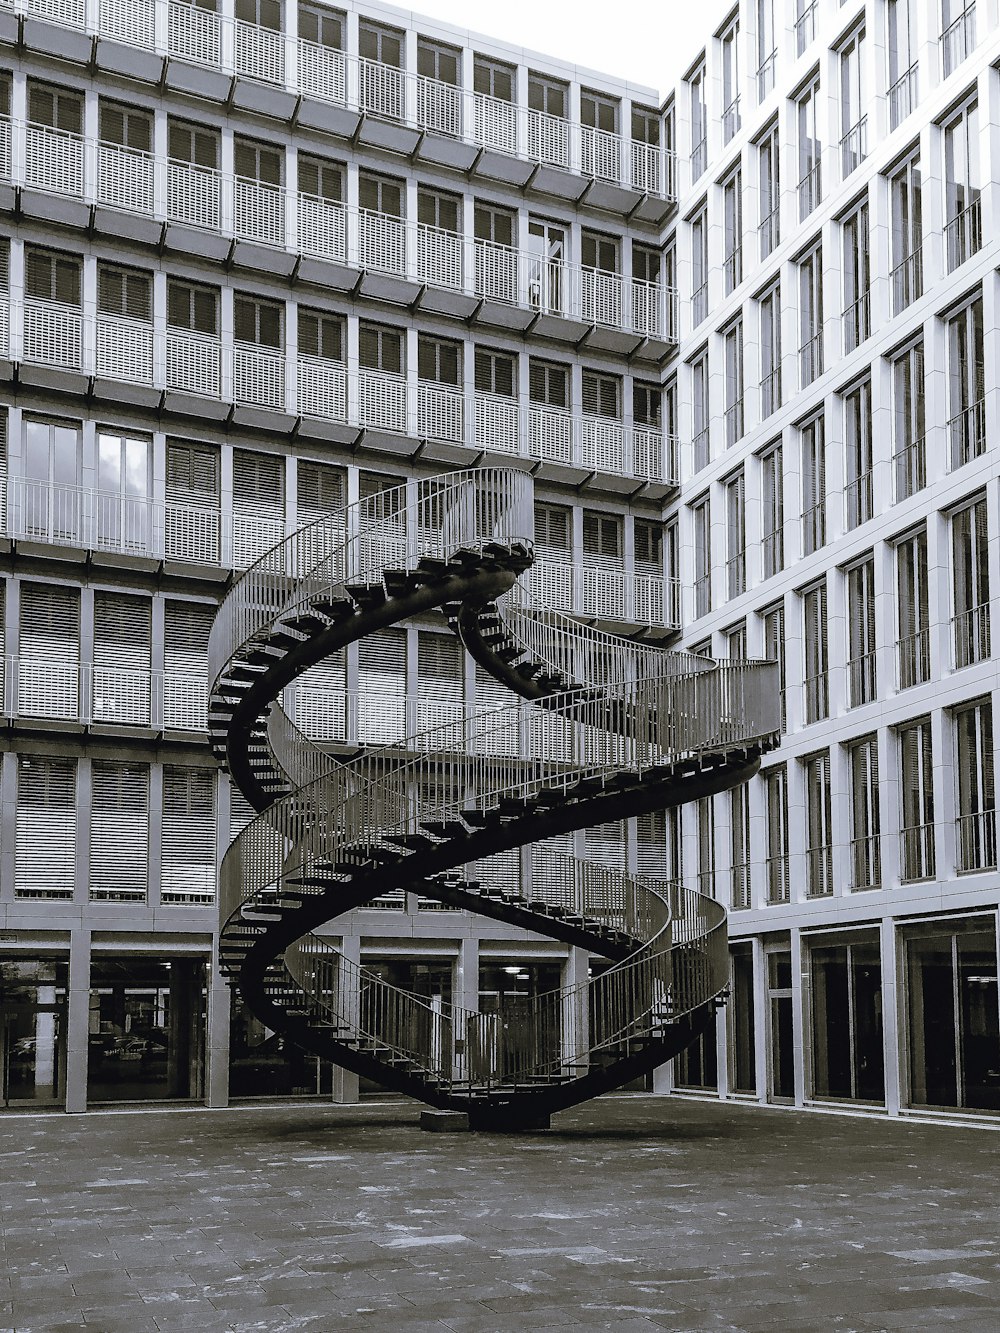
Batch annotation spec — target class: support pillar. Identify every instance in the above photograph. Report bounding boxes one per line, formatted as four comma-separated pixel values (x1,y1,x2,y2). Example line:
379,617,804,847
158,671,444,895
332,935,360,1104
65,928,91,1113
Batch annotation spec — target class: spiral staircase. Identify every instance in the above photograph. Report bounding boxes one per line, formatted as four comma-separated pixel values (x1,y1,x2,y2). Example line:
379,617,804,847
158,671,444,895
208,467,781,1129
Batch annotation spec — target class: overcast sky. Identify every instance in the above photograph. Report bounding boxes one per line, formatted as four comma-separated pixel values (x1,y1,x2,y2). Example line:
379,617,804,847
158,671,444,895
405,0,732,99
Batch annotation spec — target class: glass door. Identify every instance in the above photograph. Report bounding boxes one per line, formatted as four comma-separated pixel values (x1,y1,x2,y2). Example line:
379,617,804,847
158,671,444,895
0,960,67,1108
526,219,566,316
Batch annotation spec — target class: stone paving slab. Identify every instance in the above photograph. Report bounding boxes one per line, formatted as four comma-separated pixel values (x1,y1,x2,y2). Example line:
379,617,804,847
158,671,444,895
1,1096,999,1332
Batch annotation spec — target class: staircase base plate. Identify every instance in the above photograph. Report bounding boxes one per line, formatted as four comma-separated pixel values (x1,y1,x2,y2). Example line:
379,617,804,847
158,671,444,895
419,1109,471,1133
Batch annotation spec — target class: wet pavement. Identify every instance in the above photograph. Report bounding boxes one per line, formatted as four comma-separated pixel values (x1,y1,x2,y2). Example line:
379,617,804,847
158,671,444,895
1,1094,998,1332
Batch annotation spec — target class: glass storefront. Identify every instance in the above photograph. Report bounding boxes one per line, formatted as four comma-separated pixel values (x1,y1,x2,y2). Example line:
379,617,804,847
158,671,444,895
729,945,757,1094
810,937,884,1102
767,949,795,1100
0,958,68,1107
674,1020,718,1090
88,957,206,1102
477,960,563,1084
906,921,1000,1112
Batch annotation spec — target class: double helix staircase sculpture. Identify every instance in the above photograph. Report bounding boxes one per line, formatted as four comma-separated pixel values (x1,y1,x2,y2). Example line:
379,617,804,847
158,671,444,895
209,467,781,1129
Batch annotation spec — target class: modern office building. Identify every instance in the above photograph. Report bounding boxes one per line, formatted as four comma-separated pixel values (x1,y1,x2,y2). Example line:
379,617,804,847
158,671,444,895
0,0,998,1127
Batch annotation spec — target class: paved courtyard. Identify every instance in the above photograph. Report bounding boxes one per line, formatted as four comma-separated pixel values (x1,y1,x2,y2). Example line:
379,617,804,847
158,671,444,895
1,1095,998,1333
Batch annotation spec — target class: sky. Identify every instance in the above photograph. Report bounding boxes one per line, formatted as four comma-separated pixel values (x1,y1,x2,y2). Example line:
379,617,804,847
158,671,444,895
402,0,733,99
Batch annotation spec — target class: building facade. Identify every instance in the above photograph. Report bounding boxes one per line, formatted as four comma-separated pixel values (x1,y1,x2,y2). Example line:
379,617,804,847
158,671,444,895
0,0,998,1127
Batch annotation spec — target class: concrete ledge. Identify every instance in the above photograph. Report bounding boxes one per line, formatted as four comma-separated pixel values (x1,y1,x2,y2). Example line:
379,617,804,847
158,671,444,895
419,1109,470,1133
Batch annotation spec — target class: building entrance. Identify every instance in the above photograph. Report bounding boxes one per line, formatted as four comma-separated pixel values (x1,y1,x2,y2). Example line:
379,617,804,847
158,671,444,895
0,959,68,1108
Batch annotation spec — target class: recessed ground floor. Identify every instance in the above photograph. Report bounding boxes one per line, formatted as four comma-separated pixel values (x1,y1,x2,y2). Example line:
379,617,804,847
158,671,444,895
1,1094,998,1332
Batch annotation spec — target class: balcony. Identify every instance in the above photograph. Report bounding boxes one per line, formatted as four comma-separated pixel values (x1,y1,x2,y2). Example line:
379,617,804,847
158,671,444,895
850,834,881,891
888,65,918,131
897,628,930,690
949,399,986,471
840,117,867,178
891,247,923,315
848,651,876,709
2,654,205,731
765,853,789,905
10,0,677,206
945,197,982,272
900,823,935,882
941,3,976,78
805,844,833,898
953,602,991,670
893,435,926,502
956,809,996,873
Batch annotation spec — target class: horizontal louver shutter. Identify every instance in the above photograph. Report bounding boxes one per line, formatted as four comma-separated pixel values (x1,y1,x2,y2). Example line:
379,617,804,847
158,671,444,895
89,760,149,901
417,632,463,740
472,665,520,756
19,583,79,719
229,782,257,844
164,601,212,730
636,809,667,878
232,449,285,570
297,461,346,526
529,831,573,906
582,371,621,419
93,592,151,725
358,628,405,744
165,441,221,564
293,649,347,741
166,440,220,504
161,766,216,903
15,755,76,898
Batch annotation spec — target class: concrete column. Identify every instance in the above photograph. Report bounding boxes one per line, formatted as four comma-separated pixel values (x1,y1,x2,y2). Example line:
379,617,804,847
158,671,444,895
561,946,589,1076
791,926,806,1105
65,927,91,1113
332,933,360,1103
880,915,902,1116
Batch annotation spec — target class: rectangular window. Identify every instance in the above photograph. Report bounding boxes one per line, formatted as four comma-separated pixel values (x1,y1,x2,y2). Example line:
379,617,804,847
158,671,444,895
98,265,152,322
848,736,881,889
722,167,743,293
947,295,985,468
164,439,221,564
795,0,817,56
758,123,780,259
359,322,403,375
847,555,876,708
417,36,460,85
839,27,867,176
24,248,81,306
697,794,715,897
529,358,569,409
22,416,82,543
161,766,217,903
760,442,784,578
19,582,80,720
15,755,76,899
762,600,786,732
417,187,460,235
759,284,781,416
691,352,710,471
941,0,977,77
798,244,823,387
721,16,741,142
724,319,744,446
844,378,873,529
764,764,789,903
896,527,930,688
167,279,219,335
689,60,707,178
298,3,343,49
692,495,711,618
943,100,981,270
955,698,996,872
802,578,828,724
797,78,822,219
887,0,917,127
232,448,284,568
804,750,833,896
474,56,514,102
99,99,152,152
298,307,344,362
952,495,991,668
233,135,283,186
892,340,925,500
889,154,923,313
93,591,152,726
726,470,746,600
690,205,708,326
800,414,825,555
89,761,149,902
527,72,567,119
730,783,751,910
163,600,213,731
756,0,776,99
417,334,461,386
167,118,219,169
899,719,935,880
28,80,83,133
842,199,871,352
582,370,622,420
475,347,516,398
233,294,282,349
298,154,343,203
359,20,402,67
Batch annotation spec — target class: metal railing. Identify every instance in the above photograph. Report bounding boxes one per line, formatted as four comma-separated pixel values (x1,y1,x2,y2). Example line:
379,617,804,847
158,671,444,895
848,651,876,709
2,654,204,730
900,823,935,882
888,65,918,130
850,834,880,891
840,117,867,177
956,809,996,873
941,4,976,78
893,436,926,501
891,247,923,314
4,0,676,201
795,1,817,56
756,52,776,102
945,197,982,271
953,603,991,670
949,399,986,470
897,628,930,690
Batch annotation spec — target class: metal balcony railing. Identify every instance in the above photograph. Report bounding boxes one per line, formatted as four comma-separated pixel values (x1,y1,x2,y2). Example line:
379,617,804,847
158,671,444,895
897,627,930,689
1,654,205,730
795,1,817,56
806,845,833,898
956,809,996,873
765,853,789,904
756,51,776,102
941,4,976,78
7,0,677,201
949,399,986,470
843,290,871,354
953,603,991,670
945,197,982,271
850,834,881,891
797,163,821,221
891,247,923,314
840,117,867,177
799,333,823,388
893,435,926,501
848,651,876,709
888,65,918,131
900,823,935,882
845,469,873,530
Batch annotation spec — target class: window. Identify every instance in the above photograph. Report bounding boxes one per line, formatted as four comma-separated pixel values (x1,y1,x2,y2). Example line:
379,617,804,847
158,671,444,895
475,347,516,398
722,168,742,294
535,502,571,556
298,2,342,49
19,582,80,719
582,370,621,420
798,244,823,387
802,579,828,724
633,381,662,430
691,351,710,471
762,601,786,731
165,439,220,563
526,218,567,315
688,60,707,178
234,294,282,349
96,429,150,553
90,762,149,902
847,555,876,708
232,449,284,567
947,295,985,469
759,284,781,416
842,199,870,352
896,528,930,689
167,118,219,168
474,202,515,249
941,0,977,77
892,340,925,500
889,153,922,313
730,783,751,910
955,699,996,872
22,417,81,542
887,0,917,127
952,495,991,668
15,756,77,899
760,441,784,578
795,0,817,56
529,358,569,410
164,600,213,732
899,719,935,880
848,736,881,889
417,335,460,386
167,279,219,335
756,0,776,100
692,495,711,617
726,470,746,599
27,80,82,133
844,378,873,529
764,764,789,903
359,20,402,66
234,135,282,186
528,72,567,119
359,323,403,375
690,204,708,326
298,307,344,362
725,620,747,659
696,795,715,897
634,519,663,573
804,751,833,896
358,172,403,217
161,766,217,903
796,77,822,219
235,0,280,30
943,100,981,269
99,101,152,152
417,36,460,84
474,56,514,102
24,248,81,306
839,27,867,176
97,265,152,322
757,122,780,259
720,15,741,142
417,187,460,234
723,319,744,446
800,414,825,555
581,90,620,176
